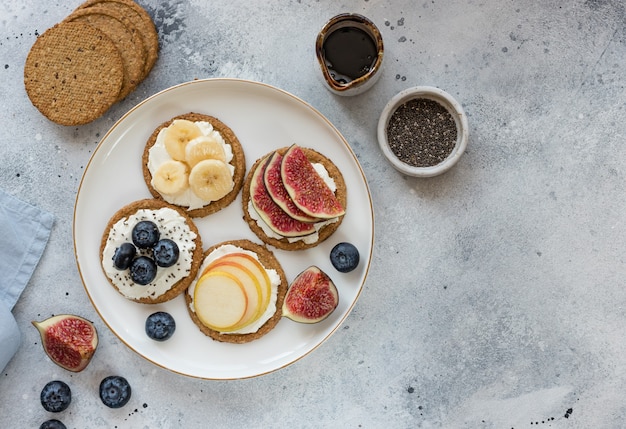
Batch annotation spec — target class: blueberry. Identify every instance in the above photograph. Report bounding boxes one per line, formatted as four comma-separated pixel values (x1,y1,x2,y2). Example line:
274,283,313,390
40,380,71,413
145,311,176,341
112,242,137,270
132,221,160,249
40,420,67,429
129,256,157,285
99,375,131,409
330,242,360,273
152,239,179,267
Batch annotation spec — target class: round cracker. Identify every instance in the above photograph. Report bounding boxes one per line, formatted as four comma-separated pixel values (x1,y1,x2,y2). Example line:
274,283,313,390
242,147,347,251
99,198,204,304
142,112,246,218
24,21,124,126
185,239,288,344
66,6,147,100
78,0,159,76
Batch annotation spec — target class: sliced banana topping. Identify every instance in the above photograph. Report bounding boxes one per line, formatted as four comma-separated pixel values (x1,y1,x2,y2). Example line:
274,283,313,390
163,119,203,161
149,119,236,207
152,160,189,195
189,159,233,201
185,135,226,168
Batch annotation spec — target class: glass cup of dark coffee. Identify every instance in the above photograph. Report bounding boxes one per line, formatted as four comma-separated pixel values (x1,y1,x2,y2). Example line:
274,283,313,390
315,13,384,96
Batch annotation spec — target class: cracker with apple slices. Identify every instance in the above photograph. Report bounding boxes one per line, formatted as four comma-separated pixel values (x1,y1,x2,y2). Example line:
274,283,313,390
185,239,288,344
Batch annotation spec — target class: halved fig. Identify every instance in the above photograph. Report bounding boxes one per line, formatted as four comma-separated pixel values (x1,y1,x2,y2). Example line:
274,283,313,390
250,156,317,237
282,266,338,323
281,145,345,219
33,314,98,372
263,151,318,223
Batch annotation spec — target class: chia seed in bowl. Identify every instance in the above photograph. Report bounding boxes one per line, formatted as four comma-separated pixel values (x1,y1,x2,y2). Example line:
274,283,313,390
377,86,468,177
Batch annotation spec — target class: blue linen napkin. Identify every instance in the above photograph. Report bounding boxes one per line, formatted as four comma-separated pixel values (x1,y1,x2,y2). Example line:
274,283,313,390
0,189,53,372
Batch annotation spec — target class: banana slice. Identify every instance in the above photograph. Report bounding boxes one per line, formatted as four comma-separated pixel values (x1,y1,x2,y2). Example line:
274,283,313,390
185,135,226,168
163,119,203,161
188,159,233,201
152,160,189,195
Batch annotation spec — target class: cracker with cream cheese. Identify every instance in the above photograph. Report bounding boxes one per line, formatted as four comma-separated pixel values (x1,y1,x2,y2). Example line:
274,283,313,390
242,147,347,251
185,239,287,344
142,112,246,218
100,199,203,304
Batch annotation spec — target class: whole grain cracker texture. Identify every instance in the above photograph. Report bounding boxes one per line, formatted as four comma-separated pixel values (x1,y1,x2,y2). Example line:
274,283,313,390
66,5,147,100
78,0,159,76
24,21,124,126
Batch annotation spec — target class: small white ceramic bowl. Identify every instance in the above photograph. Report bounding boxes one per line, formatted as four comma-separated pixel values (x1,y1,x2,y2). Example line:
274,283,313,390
377,86,469,177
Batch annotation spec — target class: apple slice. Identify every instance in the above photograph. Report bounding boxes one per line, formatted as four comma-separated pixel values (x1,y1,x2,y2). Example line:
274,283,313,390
206,252,272,311
194,271,248,331
205,260,263,328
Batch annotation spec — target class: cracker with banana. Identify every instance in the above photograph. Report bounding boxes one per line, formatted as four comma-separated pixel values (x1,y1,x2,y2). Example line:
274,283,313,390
142,112,246,218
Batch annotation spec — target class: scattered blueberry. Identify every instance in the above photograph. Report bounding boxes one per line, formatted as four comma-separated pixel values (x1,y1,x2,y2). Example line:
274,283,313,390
129,256,157,285
99,376,132,409
112,242,137,270
40,380,71,413
330,242,360,273
132,221,160,249
153,239,180,267
40,420,67,429
145,311,176,341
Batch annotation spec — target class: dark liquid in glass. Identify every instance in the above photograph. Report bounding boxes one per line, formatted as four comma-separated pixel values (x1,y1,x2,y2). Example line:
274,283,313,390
322,27,377,84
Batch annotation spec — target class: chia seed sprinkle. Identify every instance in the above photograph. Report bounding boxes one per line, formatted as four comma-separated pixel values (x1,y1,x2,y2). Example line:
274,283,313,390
386,98,457,167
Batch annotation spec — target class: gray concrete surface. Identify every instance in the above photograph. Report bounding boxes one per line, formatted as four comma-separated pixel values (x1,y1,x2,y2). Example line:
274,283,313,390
2,0,626,427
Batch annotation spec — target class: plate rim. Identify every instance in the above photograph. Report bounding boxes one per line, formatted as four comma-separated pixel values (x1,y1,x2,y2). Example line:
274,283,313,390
72,78,375,379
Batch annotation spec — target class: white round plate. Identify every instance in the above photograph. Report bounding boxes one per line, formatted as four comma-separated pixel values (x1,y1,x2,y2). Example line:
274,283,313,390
73,79,374,380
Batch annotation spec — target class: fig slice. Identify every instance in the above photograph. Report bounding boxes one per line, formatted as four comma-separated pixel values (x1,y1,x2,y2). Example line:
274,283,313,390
282,266,338,323
281,145,345,219
32,314,98,372
250,155,317,237
263,151,318,223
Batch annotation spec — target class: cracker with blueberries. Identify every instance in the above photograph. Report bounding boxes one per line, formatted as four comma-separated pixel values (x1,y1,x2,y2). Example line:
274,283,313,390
99,199,203,304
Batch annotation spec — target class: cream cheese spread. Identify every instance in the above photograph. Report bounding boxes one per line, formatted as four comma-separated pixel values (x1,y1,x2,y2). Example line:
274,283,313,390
102,207,198,300
147,121,235,210
188,244,280,335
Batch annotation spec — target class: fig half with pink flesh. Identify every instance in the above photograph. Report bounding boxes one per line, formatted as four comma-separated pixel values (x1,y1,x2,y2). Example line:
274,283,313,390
33,314,98,372
282,266,338,323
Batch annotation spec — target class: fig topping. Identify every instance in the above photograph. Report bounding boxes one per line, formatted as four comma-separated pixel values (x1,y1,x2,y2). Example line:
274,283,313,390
281,145,345,219
263,151,318,223
32,314,98,372
250,155,317,237
282,266,339,323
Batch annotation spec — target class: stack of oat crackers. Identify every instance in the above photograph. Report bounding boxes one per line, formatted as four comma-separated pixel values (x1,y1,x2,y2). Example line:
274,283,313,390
23,0,159,126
